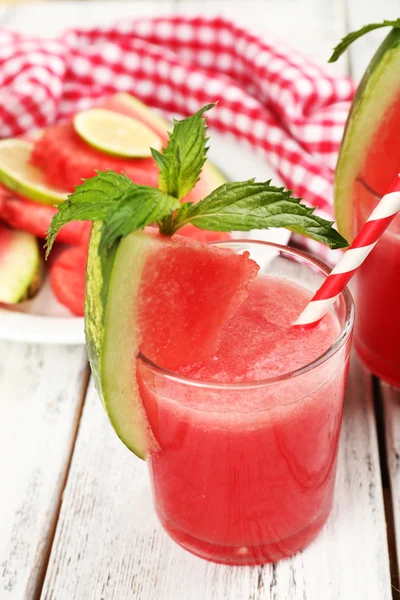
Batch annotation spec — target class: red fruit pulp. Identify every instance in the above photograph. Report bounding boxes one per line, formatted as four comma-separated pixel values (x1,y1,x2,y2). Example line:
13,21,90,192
353,93,400,387
0,185,91,246
138,275,348,565
31,121,160,190
50,246,87,316
0,221,13,259
138,235,259,370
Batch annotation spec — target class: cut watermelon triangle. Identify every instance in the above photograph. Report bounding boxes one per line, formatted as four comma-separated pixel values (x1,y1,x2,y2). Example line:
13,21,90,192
335,28,400,240
86,226,259,458
0,184,91,246
50,246,87,316
31,93,226,199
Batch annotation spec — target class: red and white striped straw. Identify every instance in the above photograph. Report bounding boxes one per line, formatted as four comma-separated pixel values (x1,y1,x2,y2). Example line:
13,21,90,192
295,174,400,327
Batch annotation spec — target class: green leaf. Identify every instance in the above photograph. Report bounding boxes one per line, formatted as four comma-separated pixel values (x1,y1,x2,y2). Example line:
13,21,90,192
45,171,133,256
45,171,179,257
170,180,348,250
98,187,180,252
152,103,215,200
329,20,400,62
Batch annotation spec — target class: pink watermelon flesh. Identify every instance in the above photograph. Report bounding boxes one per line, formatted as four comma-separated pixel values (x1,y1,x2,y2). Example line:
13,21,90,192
357,92,400,216
31,120,160,190
0,222,13,258
136,233,259,370
176,224,231,242
31,94,224,202
50,246,87,316
0,184,91,246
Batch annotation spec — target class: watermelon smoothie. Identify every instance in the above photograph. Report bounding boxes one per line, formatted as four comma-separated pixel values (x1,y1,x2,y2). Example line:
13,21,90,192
354,180,400,387
137,242,354,565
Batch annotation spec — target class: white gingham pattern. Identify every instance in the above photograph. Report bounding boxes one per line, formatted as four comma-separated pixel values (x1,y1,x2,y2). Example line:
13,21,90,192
0,16,355,258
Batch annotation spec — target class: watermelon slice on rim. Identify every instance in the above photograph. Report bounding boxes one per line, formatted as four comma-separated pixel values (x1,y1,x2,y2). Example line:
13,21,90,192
32,93,226,198
335,28,400,240
85,225,258,458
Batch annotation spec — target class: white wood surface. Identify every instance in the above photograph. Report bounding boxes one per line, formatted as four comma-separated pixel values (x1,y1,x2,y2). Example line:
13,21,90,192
383,383,400,577
40,359,392,600
0,0,398,598
0,341,88,600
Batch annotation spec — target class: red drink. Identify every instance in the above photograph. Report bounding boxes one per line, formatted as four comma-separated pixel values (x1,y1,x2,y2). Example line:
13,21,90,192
138,242,353,565
354,181,400,386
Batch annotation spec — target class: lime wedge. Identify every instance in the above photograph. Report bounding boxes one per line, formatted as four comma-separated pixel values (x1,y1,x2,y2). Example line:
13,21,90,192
0,139,68,205
73,108,163,158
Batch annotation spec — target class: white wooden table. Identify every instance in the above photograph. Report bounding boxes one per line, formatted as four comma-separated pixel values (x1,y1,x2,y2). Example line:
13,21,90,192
1,1,400,599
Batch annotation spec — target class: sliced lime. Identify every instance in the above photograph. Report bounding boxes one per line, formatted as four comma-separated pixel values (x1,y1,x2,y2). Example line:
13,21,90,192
73,108,163,158
0,139,68,205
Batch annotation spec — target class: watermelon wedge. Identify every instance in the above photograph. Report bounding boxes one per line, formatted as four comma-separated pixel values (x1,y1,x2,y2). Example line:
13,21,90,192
0,185,91,246
85,225,258,457
50,246,87,316
32,93,226,199
335,28,400,240
0,222,42,303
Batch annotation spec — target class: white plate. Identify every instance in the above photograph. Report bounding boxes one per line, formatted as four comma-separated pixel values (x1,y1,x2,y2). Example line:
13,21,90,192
0,130,290,345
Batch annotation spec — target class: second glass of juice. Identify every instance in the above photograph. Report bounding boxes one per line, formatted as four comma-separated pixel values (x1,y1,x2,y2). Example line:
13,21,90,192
353,180,400,387
137,241,354,566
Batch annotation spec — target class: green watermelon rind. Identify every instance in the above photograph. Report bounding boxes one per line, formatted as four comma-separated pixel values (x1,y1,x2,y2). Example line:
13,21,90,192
0,228,42,303
335,28,400,241
85,222,156,459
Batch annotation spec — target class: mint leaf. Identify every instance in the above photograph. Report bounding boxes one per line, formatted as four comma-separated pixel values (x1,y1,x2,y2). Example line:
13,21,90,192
45,171,179,256
45,171,133,256
151,103,215,200
329,20,400,62
98,187,180,252
169,180,348,250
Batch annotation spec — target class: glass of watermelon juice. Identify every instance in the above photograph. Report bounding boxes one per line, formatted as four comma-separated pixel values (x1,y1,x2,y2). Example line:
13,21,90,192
137,241,354,565
354,180,400,387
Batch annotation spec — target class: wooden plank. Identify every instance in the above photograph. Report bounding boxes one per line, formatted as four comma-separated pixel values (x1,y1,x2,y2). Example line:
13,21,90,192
382,382,400,582
0,341,88,600
346,0,400,81
40,356,391,600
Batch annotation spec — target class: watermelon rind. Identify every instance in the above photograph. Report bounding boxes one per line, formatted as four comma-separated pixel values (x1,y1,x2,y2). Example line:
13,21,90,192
335,28,400,241
0,227,42,303
85,223,156,459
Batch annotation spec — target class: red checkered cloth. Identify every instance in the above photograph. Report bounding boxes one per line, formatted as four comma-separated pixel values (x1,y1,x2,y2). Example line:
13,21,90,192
0,15,354,256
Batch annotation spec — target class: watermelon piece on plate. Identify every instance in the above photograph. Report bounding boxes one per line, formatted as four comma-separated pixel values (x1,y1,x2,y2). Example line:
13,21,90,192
0,222,42,303
0,184,91,246
85,225,258,458
335,28,400,240
31,93,226,198
50,246,87,316
32,120,160,191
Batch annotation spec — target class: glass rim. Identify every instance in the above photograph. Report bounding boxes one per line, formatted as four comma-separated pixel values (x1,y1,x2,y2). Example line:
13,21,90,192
138,239,355,391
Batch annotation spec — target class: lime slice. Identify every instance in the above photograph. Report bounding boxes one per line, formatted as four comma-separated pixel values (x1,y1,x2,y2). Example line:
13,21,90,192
0,139,68,205
73,108,163,158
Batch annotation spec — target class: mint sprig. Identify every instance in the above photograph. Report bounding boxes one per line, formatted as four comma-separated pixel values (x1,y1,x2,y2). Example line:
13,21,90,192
151,104,214,200
165,180,347,249
46,103,348,254
45,173,179,256
329,20,400,62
